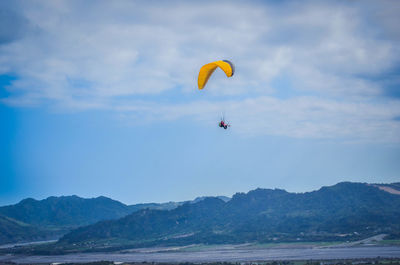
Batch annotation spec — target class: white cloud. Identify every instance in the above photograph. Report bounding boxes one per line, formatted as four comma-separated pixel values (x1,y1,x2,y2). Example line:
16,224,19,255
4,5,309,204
0,0,400,142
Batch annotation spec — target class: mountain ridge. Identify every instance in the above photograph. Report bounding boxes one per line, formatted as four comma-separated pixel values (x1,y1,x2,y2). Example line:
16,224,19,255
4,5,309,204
1,182,399,248
0,193,231,244
56,182,400,252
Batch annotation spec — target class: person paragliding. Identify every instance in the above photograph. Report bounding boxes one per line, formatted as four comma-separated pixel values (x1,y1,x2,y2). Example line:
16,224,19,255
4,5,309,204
197,60,235,130
219,119,230,130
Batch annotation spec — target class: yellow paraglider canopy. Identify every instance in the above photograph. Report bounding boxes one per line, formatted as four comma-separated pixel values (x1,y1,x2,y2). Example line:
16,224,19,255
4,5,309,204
197,60,235,90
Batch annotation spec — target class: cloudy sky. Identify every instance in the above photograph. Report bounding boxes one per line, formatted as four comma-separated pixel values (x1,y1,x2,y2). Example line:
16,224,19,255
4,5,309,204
1,0,400,205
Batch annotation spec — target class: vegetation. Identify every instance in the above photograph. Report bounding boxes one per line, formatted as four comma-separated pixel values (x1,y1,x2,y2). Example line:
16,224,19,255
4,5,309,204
54,182,400,252
1,182,400,253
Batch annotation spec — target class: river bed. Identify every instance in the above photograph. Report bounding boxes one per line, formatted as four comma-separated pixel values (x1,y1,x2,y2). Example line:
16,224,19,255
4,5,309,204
1,245,400,263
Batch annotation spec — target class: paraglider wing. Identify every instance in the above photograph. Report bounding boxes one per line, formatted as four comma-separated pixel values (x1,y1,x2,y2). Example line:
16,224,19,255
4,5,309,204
197,60,235,90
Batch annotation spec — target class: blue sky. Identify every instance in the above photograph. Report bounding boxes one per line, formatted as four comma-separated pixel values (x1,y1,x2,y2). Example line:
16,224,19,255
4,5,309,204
1,0,400,206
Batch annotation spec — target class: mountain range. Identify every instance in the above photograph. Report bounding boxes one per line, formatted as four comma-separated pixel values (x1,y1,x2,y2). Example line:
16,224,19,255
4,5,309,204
1,182,399,254
57,182,400,251
0,195,221,245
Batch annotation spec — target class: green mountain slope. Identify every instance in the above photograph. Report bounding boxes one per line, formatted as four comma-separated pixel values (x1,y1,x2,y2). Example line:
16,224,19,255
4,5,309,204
0,215,55,244
59,182,400,249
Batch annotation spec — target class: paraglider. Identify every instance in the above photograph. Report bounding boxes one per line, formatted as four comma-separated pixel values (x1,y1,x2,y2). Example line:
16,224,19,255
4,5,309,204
197,60,235,90
197,60,235,130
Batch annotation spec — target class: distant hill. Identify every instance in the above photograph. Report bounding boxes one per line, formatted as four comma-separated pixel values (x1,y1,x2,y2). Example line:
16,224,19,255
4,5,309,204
128,196,230,212
191,196,231,204
0,194,226,245
59,182,400,251
0,195,132,228
0,195,136,244
128,201,183,212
